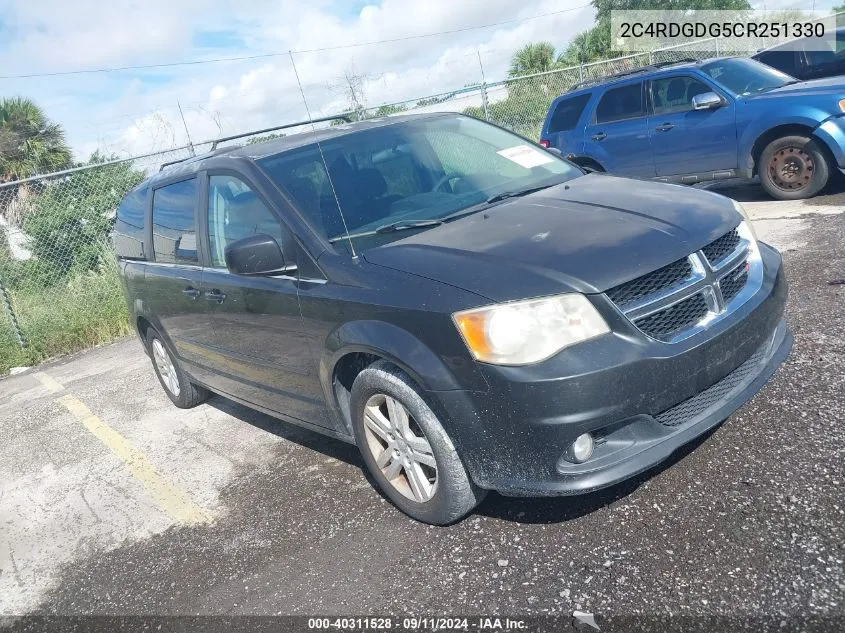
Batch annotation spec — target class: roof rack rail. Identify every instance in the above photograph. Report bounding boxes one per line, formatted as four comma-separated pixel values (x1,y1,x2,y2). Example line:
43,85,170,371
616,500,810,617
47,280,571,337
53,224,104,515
158,157,193,171
569,58,699,91
209,114,353,150
158,114,354,171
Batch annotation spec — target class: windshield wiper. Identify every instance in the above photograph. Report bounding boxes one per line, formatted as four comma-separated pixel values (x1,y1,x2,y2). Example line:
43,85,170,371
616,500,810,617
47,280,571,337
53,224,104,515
484,183,558,205
374,219,443,234
439,181,563,224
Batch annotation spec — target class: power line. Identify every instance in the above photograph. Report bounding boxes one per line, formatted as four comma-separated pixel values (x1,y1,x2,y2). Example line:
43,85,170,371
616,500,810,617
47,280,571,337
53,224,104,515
0,4,592,80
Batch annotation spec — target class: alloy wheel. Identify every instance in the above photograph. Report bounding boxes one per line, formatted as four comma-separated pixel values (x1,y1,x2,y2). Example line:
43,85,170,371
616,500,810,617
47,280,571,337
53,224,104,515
362,393,437,503
152,338,181,397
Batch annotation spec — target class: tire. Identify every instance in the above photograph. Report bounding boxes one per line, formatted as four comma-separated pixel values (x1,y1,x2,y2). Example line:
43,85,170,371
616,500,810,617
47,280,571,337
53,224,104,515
349,361,486,525
145,327,209,409
759,135,829,200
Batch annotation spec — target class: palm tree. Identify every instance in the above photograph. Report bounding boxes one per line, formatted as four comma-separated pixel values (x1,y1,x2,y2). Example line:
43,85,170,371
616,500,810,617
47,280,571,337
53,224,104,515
0,97,72,182
508,42,561,78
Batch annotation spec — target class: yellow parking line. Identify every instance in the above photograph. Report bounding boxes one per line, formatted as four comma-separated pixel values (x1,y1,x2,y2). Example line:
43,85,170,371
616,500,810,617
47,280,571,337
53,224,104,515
57,394,212,526
35,372,65,394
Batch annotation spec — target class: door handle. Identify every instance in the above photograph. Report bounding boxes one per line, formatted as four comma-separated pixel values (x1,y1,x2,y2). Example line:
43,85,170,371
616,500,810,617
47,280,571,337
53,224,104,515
591,132,607,141
204,289,227,304
656,123,675,132
182,287,200,299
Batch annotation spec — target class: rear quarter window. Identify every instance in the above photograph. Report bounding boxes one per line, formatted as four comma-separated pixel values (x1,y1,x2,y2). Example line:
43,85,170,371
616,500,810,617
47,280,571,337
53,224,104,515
112,186,148,260
152,178,198,264
547,93,591,133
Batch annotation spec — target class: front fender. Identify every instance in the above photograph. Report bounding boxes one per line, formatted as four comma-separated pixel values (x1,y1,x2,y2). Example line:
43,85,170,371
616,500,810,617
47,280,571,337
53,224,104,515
813,115,845,167
738,111,833,170
320,320,487,397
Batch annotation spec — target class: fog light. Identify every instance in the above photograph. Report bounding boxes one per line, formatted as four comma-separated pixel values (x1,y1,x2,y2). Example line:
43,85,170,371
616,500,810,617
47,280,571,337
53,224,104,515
569,433,594,463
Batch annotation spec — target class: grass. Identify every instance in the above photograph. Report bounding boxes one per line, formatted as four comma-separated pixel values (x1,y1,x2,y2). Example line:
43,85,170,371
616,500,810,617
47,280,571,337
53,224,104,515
0,258,132,375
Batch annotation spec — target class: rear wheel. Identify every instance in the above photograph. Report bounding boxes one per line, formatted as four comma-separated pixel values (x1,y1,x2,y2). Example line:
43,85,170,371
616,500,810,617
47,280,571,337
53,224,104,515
759,135,829,200
146,328,209,408
350,361,486,525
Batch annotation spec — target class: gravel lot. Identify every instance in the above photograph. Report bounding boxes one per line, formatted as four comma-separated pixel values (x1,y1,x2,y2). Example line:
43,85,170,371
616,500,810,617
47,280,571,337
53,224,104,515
1,183,843,632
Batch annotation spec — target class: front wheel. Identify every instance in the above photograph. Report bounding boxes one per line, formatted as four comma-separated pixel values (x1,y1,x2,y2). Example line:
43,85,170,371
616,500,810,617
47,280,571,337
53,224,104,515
350,361,486,525
759,135,829,200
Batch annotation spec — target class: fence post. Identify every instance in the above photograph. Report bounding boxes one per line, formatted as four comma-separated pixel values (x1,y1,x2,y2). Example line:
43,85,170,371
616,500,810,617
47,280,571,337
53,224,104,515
0,275,26,349
579,64,584,83
480,84,491,121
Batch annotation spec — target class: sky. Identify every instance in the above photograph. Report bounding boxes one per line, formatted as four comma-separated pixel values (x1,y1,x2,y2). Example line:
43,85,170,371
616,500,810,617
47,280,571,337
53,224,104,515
0,0,838,161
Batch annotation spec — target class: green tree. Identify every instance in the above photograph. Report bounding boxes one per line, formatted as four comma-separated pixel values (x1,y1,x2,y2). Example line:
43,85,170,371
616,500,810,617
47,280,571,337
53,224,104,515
834,4,845,27
22,152,145,280
0,97,72,182
558,0,754,66
592,0,750,21
508,42,562,77
373,104,407,117
246,132,286,145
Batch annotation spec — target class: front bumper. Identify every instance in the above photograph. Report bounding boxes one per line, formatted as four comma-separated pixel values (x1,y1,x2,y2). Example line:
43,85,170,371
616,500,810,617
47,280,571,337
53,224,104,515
431,243,790,496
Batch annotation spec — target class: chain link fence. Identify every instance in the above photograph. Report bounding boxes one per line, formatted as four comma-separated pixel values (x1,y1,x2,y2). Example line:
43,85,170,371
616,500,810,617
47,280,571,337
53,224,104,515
0,35,810,371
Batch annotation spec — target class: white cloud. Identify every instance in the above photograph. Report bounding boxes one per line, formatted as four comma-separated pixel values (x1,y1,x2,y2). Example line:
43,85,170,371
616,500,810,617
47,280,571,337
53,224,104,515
0,0,595,160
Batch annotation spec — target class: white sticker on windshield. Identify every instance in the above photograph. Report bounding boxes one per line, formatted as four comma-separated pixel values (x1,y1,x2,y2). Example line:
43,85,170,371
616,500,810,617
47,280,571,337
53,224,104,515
497,144,554,169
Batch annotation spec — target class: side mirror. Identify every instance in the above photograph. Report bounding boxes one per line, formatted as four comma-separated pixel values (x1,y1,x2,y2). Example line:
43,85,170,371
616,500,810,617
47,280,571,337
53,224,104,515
692,92,724,110
224,234,294,276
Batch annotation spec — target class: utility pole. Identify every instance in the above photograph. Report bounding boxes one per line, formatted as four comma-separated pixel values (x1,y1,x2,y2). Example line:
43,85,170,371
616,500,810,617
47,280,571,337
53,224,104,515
177,101,196,156
476,49,490,121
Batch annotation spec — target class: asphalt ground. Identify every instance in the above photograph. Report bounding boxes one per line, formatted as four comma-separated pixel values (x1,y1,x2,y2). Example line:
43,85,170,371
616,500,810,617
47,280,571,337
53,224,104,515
1,182,843,632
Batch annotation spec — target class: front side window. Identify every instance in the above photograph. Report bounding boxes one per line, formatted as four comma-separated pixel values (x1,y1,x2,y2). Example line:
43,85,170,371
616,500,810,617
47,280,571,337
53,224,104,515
207,175,284,268
258,115,581,250
152,179,197,264
651,76,713,115
595,82,645,124
701,57,795,96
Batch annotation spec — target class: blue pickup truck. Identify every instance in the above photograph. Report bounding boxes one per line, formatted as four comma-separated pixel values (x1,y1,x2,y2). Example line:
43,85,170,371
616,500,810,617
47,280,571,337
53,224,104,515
539,57,845,200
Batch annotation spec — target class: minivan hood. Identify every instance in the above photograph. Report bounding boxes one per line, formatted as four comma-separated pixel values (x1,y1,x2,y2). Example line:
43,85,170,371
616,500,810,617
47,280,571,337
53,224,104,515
750,76,845,99
363,174,740,303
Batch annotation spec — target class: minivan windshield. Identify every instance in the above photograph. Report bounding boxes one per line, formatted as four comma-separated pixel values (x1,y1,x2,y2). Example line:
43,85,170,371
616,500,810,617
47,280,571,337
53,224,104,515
258,115,581,250
701,57,796,96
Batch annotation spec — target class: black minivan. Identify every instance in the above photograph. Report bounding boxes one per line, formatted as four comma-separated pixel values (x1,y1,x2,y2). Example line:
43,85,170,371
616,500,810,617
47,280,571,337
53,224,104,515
113,113,791,524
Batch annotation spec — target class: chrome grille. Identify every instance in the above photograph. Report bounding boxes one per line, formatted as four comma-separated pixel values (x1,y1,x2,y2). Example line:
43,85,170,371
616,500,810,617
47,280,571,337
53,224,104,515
605,223,761,343
606,258,693,309
636,293,709,340
720,265,749,304
702,228,741,267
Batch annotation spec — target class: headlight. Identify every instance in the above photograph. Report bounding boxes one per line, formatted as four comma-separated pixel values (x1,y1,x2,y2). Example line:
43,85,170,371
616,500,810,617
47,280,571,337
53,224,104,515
839,98,845,113
452,294,610,365
732,200,758,240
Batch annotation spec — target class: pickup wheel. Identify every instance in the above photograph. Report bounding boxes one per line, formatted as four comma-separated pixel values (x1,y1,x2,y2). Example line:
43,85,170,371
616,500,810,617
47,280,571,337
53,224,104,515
759,135,829,200
349,361,486,525
146,327,209,409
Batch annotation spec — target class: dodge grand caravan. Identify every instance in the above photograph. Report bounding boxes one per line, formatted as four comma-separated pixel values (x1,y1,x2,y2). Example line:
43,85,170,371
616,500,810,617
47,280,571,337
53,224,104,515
113,113,791,525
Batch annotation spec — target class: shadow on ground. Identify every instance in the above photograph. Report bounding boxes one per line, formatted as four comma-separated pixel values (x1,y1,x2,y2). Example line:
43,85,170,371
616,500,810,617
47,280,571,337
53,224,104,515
210,389,721,528
699,174,845,204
